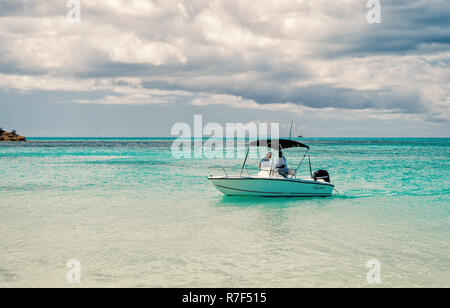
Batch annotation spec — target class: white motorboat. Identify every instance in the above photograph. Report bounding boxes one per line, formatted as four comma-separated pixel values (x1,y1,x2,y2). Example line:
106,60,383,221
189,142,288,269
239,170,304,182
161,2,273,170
208,139,334,197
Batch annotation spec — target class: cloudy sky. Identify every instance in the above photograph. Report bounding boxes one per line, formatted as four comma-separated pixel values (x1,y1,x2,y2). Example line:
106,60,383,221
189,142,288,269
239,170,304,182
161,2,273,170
0,0,449,137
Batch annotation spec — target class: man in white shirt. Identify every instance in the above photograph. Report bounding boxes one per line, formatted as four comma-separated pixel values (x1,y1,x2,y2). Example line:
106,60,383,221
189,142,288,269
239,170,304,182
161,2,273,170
276,151,288,177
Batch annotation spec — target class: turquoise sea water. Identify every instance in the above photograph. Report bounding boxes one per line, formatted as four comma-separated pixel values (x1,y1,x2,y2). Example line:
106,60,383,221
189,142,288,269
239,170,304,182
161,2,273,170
0,138,449,287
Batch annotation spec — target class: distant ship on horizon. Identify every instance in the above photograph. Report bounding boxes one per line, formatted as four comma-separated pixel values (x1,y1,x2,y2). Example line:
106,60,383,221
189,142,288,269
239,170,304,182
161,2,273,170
289,121,304,139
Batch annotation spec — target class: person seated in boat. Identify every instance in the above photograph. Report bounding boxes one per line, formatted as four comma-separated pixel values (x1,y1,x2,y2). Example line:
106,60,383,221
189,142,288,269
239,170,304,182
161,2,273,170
276,151,288,177
259,152,273,171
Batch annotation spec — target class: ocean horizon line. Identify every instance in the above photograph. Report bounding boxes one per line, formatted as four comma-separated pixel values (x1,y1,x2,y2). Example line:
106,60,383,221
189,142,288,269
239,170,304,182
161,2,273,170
22,136,450,139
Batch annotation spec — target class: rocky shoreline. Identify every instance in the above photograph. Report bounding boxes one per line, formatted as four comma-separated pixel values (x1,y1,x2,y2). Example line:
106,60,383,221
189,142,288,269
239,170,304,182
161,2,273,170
0,129,27,142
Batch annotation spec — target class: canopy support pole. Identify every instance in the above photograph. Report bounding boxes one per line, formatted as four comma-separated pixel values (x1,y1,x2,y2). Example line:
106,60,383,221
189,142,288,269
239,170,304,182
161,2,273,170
293,148,309,179
308,151,313,178
240,146,250,177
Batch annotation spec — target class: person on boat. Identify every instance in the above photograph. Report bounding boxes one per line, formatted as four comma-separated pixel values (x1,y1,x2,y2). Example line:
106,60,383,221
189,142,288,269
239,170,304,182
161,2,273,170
276,151,288,177
259,152,273,170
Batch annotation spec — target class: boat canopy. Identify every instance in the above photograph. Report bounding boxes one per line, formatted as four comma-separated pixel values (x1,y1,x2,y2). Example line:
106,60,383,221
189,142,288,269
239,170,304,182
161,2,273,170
249,139,310,150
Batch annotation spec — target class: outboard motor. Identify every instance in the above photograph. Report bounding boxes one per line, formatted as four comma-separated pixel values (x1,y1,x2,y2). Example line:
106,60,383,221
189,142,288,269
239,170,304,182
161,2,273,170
313,170,330,183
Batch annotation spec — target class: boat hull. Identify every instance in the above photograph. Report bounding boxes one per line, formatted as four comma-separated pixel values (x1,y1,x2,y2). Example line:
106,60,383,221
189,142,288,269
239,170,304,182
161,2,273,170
208,177,334,197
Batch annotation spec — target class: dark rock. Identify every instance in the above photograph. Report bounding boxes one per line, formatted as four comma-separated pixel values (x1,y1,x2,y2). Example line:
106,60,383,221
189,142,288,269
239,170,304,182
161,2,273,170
0,130,27,142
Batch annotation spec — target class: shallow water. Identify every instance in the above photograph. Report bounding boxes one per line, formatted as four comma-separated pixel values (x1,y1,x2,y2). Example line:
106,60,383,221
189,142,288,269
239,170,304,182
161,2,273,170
0,138,449,287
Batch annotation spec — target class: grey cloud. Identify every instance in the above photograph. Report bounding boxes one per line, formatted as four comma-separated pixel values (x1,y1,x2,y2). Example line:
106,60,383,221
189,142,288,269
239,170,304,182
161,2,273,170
0,0,64,17
0,1,23,16
142,78,425,113
424,116,450,124
324,0,450,57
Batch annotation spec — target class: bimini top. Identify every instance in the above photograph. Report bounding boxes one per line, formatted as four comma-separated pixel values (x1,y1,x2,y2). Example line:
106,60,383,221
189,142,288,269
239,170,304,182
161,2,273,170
249,139,310,150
